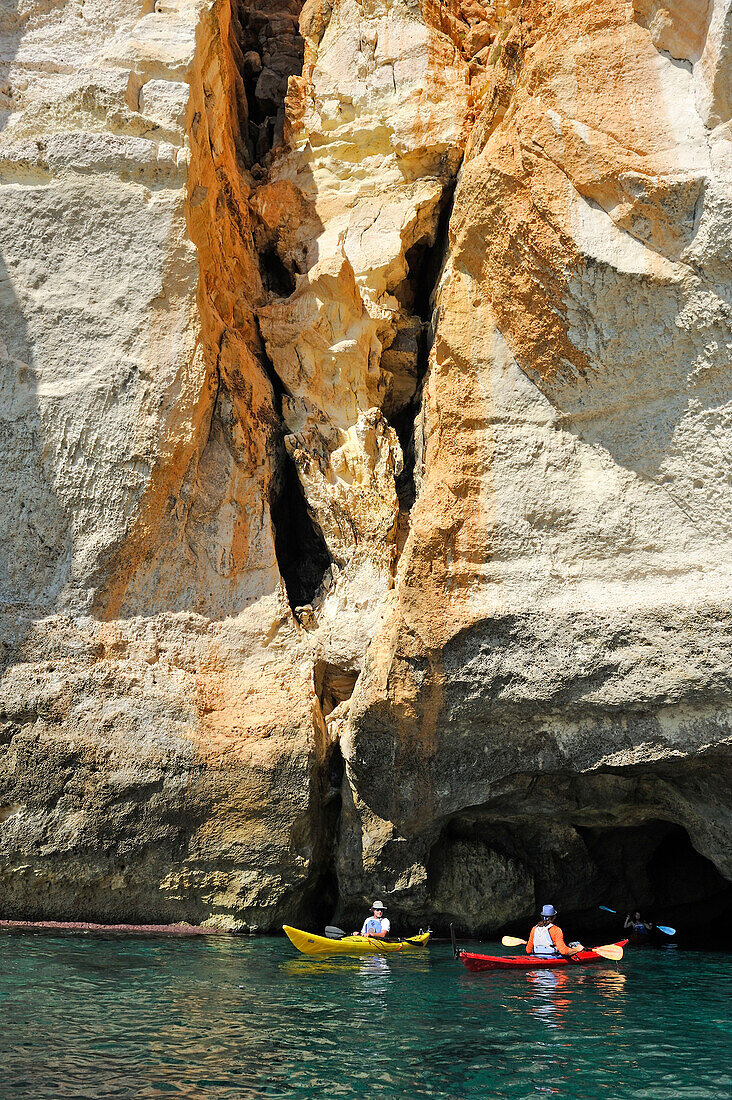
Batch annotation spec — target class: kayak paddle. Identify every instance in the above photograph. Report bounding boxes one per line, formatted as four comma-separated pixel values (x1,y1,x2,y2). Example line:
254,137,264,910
587,943,624,960
598,907,676,936
502,935,624,961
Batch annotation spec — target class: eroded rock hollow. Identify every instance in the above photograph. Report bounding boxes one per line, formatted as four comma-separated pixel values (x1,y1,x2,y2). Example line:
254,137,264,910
0,0,730,933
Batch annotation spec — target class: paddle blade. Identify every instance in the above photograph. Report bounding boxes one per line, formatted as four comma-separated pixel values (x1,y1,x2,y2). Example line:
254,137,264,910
599,906,617,914
657,925,676,937
502,935,527,947
594,943,624,961
324,926,346,939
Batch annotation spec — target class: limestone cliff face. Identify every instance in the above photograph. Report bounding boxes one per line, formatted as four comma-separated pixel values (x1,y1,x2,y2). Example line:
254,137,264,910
0,0,730,932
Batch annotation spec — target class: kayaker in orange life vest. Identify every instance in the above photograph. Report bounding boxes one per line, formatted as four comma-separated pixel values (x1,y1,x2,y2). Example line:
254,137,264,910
526,905,584,962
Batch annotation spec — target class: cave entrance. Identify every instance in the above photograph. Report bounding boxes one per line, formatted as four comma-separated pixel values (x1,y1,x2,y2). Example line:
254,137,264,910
578,820,732,941
290,741,344,929
423,814,732,941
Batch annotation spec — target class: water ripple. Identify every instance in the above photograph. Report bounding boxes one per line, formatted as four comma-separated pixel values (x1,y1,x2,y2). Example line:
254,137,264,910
0,934,729,1098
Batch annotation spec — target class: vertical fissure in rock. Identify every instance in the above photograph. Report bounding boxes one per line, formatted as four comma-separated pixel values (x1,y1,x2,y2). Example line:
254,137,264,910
297,664,361,926
233,0,304,173
270,453,333,610
226,2,333,610
296,740,345,928
389,180,458,512
254,320,333,610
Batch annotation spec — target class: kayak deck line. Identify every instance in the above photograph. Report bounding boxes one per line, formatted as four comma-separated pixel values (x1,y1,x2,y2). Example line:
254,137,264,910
0,919,230,936
283,925,431,955
458,940,629,972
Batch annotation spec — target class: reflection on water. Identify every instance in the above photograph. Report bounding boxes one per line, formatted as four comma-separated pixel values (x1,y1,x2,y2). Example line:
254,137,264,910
281,952,430,982
595,969,627,998
279,956,371,978
0,934,729,1099
359,954,390,976
527,968,573,1029
526,966,627,1031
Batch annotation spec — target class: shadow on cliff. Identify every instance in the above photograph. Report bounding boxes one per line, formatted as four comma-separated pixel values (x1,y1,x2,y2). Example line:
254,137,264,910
0,3,72,677
532,265,732,543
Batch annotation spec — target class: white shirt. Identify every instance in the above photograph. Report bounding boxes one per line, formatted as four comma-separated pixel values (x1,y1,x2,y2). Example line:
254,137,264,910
360,916,390,935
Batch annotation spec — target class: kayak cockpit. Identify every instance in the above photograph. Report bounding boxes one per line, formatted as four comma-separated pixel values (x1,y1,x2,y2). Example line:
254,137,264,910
283,925,431,956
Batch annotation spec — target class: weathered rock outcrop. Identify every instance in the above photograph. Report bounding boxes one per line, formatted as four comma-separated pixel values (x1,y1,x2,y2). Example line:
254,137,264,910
0,0,730,932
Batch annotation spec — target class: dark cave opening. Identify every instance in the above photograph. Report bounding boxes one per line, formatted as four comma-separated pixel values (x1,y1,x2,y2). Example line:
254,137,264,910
258,244,297,298
295,741,344,929
314,661,359,717
388,182,457,512
424,814,732,943
233,0,304,169
270,448,333,611
577,821,732,940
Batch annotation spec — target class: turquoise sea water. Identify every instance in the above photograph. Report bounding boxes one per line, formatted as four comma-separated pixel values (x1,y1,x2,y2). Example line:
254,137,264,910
0,933,730,1099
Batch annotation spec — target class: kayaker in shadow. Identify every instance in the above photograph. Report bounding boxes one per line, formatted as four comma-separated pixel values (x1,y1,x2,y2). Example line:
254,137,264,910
624,911,653,942
527,904,584,962
354,901,390,939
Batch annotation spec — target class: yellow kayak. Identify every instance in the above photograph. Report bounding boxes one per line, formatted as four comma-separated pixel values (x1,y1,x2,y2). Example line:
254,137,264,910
283,925,431,956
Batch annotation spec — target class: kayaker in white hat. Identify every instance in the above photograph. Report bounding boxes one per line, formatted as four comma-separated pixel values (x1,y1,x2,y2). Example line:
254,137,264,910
526,904,583,961
355,901,391,939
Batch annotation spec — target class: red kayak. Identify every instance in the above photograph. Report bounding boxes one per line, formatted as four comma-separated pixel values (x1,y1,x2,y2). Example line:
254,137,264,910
459,940,628,972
